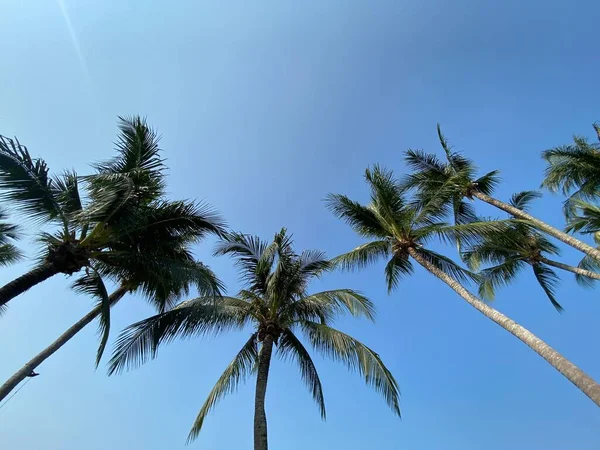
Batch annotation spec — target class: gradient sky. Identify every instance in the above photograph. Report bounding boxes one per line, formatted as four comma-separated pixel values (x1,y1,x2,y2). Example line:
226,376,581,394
1,1,599,449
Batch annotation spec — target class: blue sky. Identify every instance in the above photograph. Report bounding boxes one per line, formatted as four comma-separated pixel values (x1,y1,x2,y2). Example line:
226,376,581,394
1,0,599,448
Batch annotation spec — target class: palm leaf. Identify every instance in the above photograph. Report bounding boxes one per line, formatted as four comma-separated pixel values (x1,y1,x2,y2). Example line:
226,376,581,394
414,248,480,285
331,240,391,271
325,193,390,238
71,269,112,366
509,191,542,212
108,297,251,374
478,259,526,301
0,135,66,225
302,321,400,416
187,333,258,443
384,253,413,292
289,289,376,323
531,264,563,312
278,329,326,419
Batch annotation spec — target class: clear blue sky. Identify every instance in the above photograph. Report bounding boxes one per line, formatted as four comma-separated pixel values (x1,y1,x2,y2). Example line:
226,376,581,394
1,1,599,448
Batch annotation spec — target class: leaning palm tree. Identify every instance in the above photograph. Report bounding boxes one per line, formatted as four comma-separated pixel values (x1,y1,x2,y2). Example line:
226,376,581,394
108,229,400,450
541,123,600,218
0,116,211,308
400,125,600,261
462,191,600,310
0,209,21,269
0,199,225,402
327,165,600,407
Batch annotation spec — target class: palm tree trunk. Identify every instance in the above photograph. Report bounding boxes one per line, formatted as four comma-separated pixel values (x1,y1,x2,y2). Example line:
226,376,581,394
0,286,127,402
472,191,600,262
407,247,600,407
0,263,60,308
254,334,274,450
538,256,600,281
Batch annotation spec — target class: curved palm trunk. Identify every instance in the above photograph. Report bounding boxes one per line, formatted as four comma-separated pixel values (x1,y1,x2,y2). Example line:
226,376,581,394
538,256,600,281
407,247,600,407
0,286,127,402
472,191,600,262
254,334,274,450
0,263,60,308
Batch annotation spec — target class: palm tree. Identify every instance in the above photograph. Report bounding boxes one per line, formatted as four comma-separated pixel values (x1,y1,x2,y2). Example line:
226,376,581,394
541,122,600,217
0,116,218,308
400,125,600,261
462,191,600,311
0,201,225,402
0,209,21,270
108,229,400,450
327,165,600,407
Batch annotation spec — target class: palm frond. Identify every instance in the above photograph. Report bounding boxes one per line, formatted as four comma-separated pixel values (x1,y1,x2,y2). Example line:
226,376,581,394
384,253,413,292
331,240,391,271
187,333,258,443
71,269,112,366
531,264,563,312
108,297,251,374
302,321,400,416
478,259,526,301
289,289,376,323
472,170,500,196
576,253,600,287
565,200,600,235
413,248,479,285
278,329,326,419
0,244,22,266
325,193,390,238
509,191,542,212
364,165,406,229
0,135,66,225
52,170,83,218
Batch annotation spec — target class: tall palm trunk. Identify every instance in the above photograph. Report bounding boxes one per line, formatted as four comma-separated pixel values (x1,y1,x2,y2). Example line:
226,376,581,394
0,286,127,402
254,334,274,450
407,247,600,407
0,263,59,308
472,191,600,262
538,256,600,281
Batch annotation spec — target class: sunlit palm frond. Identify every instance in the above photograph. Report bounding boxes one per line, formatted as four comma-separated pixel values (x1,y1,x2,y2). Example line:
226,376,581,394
187,333,258,443
278,329,326,419
565,200,600,235
0,135,66,226
108,298,251,374
531,264,563,312
302,321,400,416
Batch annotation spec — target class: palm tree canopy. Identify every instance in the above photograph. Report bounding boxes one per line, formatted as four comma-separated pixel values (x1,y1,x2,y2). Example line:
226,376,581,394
326,165,506,292
400,125,500,226
460,191,563,311
0,209,22,267
109,228,400,442
541,123,600,216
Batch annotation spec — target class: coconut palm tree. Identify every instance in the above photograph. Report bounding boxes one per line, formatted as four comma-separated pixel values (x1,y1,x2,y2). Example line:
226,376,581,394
400,125,600,261
462,191,600,311
327,165,600,407
0,209,21,269
0,200,225,402
0,116,218,308
108,229,400,450
541,123,600,217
